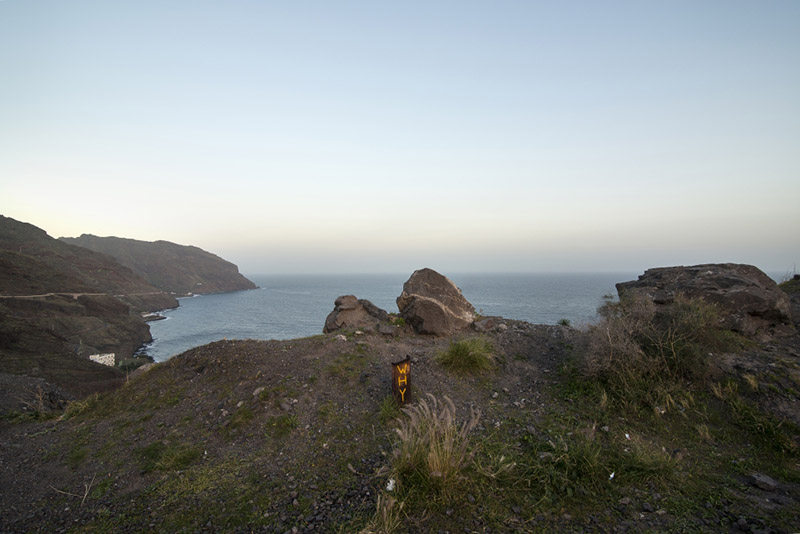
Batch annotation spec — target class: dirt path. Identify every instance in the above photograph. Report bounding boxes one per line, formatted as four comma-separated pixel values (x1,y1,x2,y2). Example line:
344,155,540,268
0,291,168,299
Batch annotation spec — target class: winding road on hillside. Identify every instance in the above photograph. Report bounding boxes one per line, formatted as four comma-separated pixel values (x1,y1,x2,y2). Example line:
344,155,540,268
0,291,168,299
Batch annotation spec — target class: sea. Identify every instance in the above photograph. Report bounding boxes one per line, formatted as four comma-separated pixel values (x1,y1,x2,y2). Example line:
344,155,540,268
141,271,787,362
141,273,638,362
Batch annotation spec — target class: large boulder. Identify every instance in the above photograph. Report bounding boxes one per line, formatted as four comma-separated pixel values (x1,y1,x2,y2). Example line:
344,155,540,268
397,268,475,336
616,263,792,338
323,295,390,333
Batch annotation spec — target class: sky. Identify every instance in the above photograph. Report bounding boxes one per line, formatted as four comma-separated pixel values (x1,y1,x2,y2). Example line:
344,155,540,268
1,1,798,275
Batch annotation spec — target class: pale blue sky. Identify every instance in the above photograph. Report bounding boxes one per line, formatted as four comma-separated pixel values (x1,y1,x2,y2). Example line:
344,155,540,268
1,1,798,274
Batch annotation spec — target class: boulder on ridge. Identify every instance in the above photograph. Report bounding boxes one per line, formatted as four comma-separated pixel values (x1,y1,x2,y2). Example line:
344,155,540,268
323,295,390,333
616,263,792,338
396,268,475,336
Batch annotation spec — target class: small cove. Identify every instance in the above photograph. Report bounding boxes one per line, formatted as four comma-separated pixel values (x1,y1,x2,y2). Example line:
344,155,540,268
142,273,640,362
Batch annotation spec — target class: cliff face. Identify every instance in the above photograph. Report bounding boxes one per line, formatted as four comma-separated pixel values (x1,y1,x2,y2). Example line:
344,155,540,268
60,235,257,296
0,216,178,397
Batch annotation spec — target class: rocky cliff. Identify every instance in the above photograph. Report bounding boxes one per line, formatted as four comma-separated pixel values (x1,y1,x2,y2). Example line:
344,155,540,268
60,234,257,296
0,216,179,398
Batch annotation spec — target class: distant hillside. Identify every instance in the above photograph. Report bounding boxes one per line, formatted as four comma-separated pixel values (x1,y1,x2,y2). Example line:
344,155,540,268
60,235,257,296
0,216,178,399
0,216,178,312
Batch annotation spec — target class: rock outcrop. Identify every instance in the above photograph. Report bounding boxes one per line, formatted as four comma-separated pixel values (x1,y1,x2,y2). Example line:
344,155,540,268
396,268,475,336
323,295,390,333
616,263,792,338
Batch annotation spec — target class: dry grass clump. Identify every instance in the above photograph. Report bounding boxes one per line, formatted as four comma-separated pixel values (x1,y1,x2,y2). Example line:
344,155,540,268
359,494,404,534
390,394,480,494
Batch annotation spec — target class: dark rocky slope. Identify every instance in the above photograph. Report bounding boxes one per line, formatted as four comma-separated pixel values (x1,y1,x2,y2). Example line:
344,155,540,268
0,216,178,400
60,234,257,296
1,217,177,312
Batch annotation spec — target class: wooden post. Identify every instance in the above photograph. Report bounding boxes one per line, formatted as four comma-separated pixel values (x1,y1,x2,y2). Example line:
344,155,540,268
391,356,411,405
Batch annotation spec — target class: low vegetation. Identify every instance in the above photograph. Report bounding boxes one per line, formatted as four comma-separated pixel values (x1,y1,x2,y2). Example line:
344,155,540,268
436,336,496,374
359,295,799,532
581,293,742,414
2,298,799,532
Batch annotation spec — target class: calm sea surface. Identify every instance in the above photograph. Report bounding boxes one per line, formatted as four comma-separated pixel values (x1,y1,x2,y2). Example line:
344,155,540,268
142,273,640,362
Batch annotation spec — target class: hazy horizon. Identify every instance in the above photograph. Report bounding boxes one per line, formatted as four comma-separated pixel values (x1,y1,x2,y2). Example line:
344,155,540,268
2,2,798,275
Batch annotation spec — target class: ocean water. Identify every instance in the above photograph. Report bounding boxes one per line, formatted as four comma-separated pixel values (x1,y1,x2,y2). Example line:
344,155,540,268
142,273,637,362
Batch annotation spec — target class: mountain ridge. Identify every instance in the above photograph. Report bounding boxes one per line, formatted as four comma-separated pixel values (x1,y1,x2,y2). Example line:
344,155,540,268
60,234,257,296
0,216,253,401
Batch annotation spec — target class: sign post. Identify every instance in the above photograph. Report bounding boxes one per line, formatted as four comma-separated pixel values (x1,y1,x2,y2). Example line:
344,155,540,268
391,356,411,405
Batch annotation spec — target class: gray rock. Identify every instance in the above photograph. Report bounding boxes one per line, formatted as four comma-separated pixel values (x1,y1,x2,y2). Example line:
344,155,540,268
377,324,399,337
750,473,779,491
616,263,793,338
397,268,475,336
323,295,390,333
473,318,497,332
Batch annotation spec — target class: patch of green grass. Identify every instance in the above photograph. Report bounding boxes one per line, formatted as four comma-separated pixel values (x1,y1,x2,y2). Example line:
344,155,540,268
379,395,402,424
61,393,103,420
66,445,88,470
98,455,281,532
557,318,571,327
317,401,342,427
326,352,368,380
136,440,203,473
228,405,254,431
265,414,298,438
90,476,114,499
436,337,496,375
711,380,798,455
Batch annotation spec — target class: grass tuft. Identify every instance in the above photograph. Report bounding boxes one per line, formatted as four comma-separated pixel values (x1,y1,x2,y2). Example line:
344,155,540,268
389,394,480,496
136,440,202,473
436,337,496,375
379,395,402,425
359,493,404,534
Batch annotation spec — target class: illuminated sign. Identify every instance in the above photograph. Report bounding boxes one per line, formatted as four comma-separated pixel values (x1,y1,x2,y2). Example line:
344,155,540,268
392,356,411,404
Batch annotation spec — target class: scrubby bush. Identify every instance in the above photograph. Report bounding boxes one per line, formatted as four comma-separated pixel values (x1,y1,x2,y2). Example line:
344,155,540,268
582,293,737,411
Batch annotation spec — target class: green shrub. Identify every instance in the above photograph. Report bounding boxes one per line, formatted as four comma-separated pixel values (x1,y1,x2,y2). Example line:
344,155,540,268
436,337,496,375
